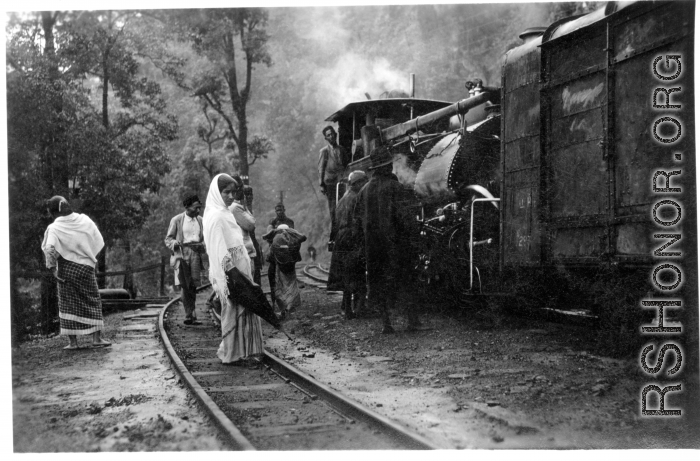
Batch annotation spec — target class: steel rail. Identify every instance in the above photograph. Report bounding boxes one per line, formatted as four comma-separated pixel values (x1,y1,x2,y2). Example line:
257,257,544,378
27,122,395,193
158,284,256,451
203,283,437,449
260,351,439,450
302,264,329,283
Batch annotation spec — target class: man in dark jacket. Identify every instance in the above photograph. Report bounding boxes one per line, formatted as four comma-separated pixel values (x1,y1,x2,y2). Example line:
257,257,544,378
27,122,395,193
355,150,421,333
327,170,369,320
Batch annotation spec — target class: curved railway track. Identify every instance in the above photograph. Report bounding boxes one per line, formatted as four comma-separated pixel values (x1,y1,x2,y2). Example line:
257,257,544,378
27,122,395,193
158,271,437,450
302,264,329,284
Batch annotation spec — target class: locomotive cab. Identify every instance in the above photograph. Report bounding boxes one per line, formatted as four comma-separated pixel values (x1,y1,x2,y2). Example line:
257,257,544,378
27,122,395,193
325,97,455,174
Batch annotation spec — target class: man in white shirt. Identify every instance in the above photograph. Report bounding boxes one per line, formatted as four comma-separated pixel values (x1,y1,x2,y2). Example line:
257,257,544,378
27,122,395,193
165,195,206,325
318,126,350,234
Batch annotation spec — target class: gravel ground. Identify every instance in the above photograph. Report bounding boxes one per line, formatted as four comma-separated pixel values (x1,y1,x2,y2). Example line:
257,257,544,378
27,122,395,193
11,306,227,452
265,278,699,449
10,277,698,451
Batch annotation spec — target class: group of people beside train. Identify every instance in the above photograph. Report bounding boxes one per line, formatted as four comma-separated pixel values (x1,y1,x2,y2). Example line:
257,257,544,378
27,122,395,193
40,123,419,358
320,126,422,334
40,176,305,365
166,175,306,366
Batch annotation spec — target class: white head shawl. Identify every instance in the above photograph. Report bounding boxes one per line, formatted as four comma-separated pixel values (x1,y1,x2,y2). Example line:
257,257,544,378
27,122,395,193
41,213,104,268
202,174,251,302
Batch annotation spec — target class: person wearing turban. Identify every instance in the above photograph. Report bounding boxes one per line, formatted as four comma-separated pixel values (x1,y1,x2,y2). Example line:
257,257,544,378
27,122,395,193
165,194,206,325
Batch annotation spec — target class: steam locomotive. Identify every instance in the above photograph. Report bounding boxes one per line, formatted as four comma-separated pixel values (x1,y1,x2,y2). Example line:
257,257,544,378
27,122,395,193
324,1,695,335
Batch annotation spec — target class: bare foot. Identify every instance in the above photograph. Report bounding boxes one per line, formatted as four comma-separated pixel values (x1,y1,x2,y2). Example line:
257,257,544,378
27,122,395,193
92,339,112,348
63,344,79,350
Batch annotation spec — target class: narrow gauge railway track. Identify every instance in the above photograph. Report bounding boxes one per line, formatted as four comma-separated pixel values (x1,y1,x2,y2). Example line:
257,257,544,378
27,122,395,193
302,264,329,285
159,282,436,450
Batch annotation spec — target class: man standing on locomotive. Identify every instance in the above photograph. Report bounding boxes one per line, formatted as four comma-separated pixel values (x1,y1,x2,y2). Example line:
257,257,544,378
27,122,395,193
318,126,350,237
355,149,421,334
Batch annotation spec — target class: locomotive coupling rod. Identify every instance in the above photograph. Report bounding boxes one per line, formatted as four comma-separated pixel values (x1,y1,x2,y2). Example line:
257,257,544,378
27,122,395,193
381,90,493,141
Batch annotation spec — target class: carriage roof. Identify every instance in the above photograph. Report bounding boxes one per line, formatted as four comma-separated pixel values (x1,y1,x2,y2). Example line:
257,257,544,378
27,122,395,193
324,98,452,123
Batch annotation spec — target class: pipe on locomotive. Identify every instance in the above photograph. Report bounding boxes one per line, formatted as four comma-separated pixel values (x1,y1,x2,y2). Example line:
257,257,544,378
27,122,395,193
381,87,497,143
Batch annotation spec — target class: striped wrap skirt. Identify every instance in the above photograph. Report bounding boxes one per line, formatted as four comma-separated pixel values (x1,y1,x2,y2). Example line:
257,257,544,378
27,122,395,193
57,257,104,335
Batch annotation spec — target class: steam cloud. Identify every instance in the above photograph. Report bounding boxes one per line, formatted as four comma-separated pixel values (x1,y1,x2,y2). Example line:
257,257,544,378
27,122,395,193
393,154,417,187
300,8,410,110
321,52,409,109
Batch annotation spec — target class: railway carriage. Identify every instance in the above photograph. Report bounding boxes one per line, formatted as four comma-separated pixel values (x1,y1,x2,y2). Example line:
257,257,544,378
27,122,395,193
499,0,695,343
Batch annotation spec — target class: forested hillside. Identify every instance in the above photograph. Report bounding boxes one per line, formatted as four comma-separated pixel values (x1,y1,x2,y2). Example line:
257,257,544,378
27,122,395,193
6,3,599,341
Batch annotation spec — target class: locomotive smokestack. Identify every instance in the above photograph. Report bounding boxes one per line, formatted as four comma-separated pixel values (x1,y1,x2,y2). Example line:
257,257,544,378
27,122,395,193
409,73,415,98
518,27,547,43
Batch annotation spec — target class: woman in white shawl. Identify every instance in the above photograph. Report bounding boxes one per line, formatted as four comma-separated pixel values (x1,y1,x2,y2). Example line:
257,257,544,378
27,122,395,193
203,174,264,365
41,196,111,350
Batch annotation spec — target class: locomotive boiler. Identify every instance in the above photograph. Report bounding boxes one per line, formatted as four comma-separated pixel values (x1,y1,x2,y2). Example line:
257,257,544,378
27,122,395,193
323,0,696,348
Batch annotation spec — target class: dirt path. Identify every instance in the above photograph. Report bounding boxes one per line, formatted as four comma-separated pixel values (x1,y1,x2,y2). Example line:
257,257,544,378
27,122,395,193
266,282,699,449
12,282,698,451
11,303,227,452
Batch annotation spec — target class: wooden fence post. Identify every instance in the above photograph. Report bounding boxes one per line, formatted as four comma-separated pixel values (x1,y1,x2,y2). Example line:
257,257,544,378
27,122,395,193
160,255,167,297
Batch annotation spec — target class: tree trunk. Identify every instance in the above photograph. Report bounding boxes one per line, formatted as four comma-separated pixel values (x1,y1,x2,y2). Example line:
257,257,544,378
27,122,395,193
239,113,249,183
102,55,110,128
97,43,111,288
40,11,63,321
41,12,61,107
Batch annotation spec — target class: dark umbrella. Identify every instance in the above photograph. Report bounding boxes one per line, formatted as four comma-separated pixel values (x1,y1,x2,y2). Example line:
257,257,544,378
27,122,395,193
225,267,292,340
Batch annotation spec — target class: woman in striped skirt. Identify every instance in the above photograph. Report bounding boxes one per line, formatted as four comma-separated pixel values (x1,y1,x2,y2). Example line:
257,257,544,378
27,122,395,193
41,196,111,350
